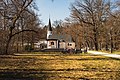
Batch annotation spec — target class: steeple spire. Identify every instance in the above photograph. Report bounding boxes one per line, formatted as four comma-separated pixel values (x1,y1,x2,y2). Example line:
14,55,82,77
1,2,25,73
47,18,52,39
48,18,52,31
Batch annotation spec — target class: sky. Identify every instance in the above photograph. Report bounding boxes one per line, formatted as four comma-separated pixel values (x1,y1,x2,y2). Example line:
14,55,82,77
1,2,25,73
35,0,75,25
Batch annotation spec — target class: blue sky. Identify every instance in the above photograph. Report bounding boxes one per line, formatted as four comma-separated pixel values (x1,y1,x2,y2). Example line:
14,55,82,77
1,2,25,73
35,0,74,25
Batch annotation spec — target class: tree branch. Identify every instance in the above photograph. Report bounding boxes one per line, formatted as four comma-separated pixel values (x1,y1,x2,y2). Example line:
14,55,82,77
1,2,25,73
72,5,94,26
11,29,38,37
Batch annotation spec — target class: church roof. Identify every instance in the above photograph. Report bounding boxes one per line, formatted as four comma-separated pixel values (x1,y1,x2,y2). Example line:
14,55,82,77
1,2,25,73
49,34,73,42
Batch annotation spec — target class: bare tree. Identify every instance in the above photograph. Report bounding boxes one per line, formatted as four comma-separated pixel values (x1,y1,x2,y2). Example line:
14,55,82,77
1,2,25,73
70,0,112,50
0,0,39,54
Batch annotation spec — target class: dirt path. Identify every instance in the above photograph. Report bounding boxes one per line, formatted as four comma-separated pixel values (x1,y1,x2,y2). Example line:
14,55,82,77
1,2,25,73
88,51,120,59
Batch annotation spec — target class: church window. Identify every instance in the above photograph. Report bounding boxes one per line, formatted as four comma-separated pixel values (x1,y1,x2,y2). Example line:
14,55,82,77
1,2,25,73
68,43,72,46
51,42,54,45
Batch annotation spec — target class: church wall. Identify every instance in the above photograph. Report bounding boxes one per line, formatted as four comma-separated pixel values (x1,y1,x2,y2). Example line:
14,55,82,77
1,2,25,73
47,40,57,48
47,31,52,39
65,42,75,49
59,42,66,49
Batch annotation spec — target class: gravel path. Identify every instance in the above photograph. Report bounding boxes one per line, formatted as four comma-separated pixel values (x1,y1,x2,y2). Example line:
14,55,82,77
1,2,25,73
88,51,120,59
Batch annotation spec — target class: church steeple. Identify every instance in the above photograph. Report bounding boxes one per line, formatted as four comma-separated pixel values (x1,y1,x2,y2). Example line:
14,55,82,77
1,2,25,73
48,18,52,31
47,18,52,39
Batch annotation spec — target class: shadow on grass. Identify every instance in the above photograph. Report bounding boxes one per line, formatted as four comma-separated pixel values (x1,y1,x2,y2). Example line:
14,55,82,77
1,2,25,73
0,69,90,80
0,71,50,80
0,71,119,80
35,57,113,61
0,69,120,80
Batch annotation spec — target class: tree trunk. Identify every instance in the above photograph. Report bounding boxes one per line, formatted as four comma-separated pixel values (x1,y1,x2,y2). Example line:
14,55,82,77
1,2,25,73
105,36,109,51
94,30,98,51
99,42,102,50
110,31,113,53
5,36,12,55
94,38,98,51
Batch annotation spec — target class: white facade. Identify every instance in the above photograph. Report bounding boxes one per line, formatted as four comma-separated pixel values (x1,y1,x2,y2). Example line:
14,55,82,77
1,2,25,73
34,40,47,48
47,40,59,48
66,42,75,49
47,31,52,39
59,42,66,49
47,40,75,49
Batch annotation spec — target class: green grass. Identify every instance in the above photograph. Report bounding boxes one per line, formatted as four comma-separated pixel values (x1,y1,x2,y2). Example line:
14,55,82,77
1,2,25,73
0,52,120,80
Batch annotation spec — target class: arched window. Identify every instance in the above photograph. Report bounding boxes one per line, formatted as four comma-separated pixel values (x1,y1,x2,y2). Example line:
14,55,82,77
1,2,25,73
68,43,72,46
51,42,54,45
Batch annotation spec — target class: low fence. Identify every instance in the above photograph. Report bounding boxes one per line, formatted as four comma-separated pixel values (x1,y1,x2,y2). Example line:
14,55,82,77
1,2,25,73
33,48,87,53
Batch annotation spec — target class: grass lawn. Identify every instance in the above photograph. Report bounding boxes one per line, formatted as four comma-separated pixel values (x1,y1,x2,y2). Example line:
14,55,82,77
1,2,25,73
0,52,120,80
112,51,120,54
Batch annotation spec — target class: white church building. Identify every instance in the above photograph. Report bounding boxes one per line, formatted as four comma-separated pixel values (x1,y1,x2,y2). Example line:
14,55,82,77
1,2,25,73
35,19,75,50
